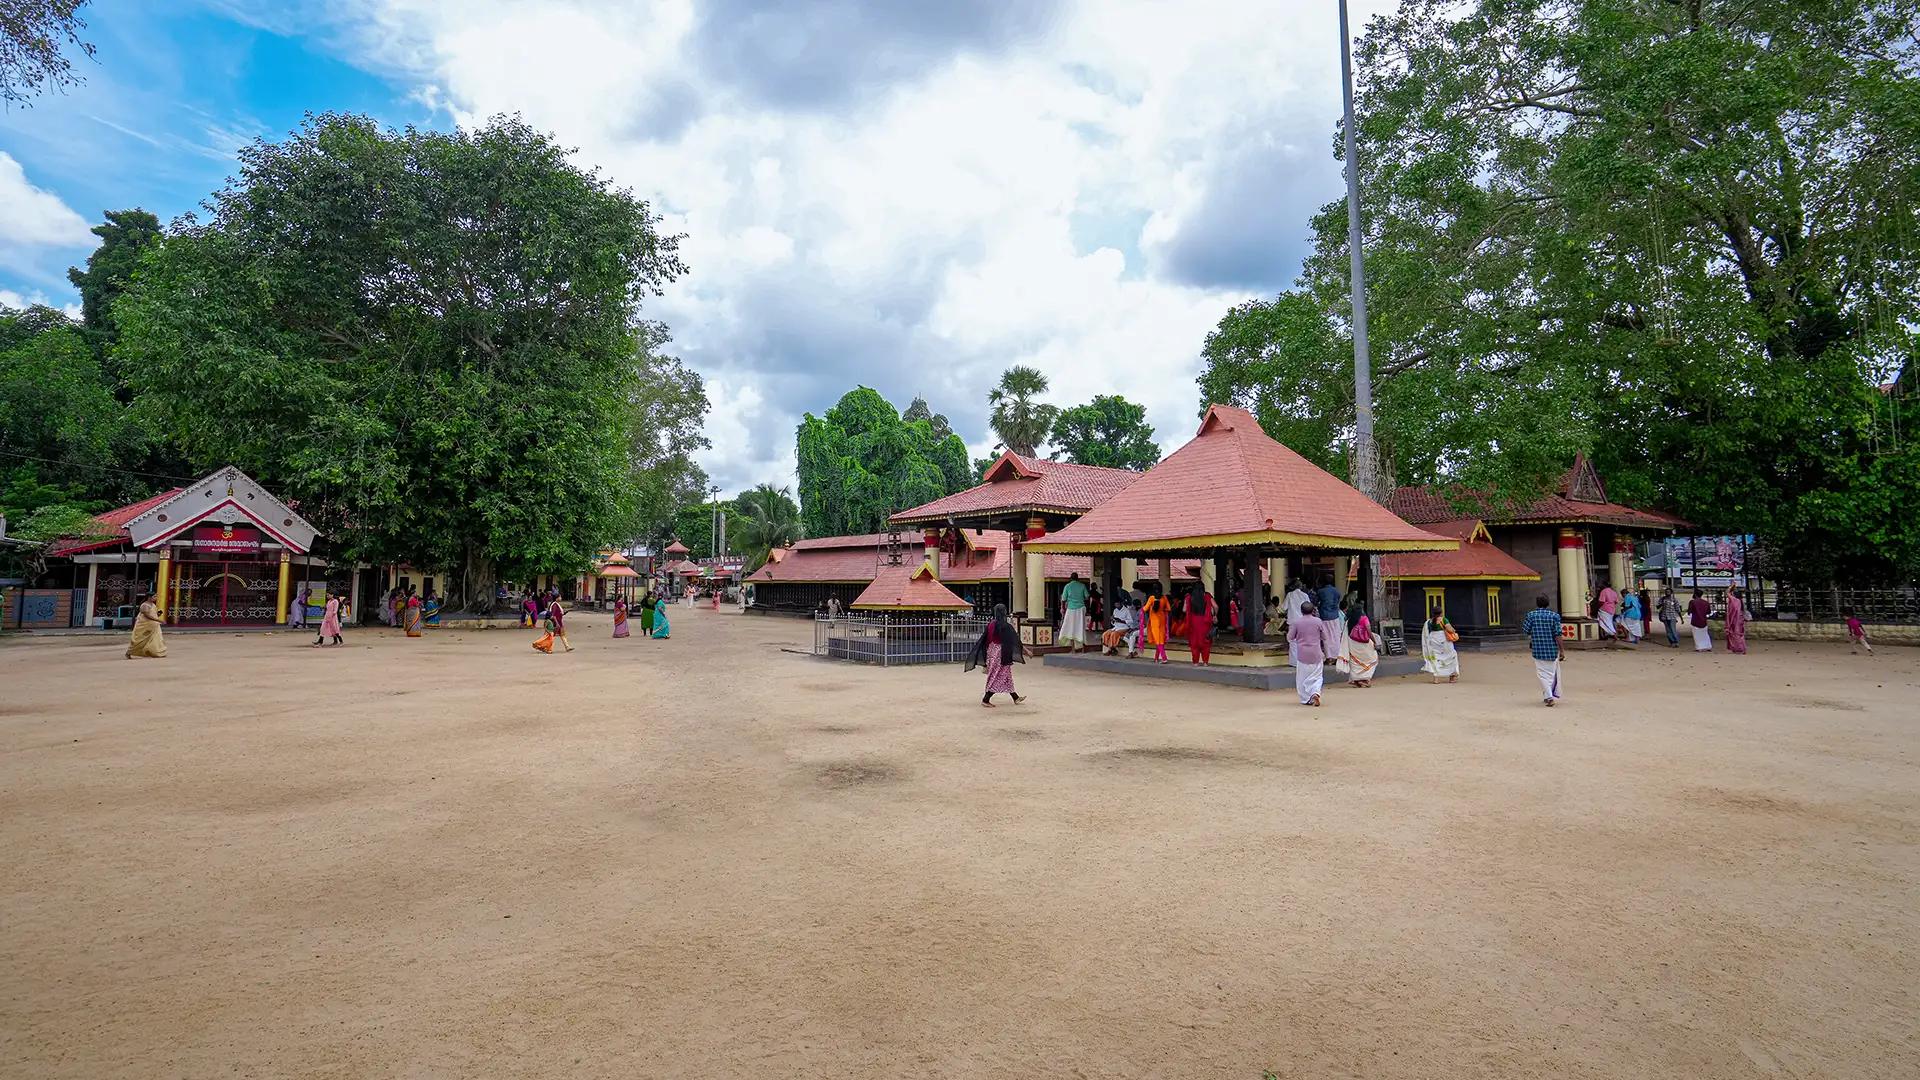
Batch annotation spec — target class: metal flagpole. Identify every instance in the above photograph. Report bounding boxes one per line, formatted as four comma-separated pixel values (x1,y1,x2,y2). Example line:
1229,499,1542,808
1338,0,1387,627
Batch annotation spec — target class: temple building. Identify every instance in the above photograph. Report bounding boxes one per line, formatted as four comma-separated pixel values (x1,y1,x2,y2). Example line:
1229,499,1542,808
29,467,322,629
745,530,1096,616
1027,405,1455,667
1380,518,1541,648
1388,455,1689,640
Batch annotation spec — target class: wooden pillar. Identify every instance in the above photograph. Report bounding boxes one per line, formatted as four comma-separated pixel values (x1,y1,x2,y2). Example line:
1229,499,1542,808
1211,555,1232,633
1100,555,1121,617
276,550,292,625
1241,550,1265,643
349,565,361,625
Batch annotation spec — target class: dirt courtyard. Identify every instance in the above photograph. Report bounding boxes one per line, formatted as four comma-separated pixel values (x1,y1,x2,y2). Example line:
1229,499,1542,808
1,611,1914,1079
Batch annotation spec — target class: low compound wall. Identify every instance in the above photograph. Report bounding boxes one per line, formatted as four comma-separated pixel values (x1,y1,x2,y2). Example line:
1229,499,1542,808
1747,620,1918,646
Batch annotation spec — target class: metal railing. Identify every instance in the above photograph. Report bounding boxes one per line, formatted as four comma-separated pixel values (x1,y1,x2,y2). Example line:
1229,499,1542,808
813,612,990,666
1762,585,1918,624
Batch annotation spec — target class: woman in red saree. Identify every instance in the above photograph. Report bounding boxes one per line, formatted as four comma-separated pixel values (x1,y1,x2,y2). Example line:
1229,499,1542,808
1725,587,1749,654
1184,584,1216,666
612,597,630,638
403,591,424,637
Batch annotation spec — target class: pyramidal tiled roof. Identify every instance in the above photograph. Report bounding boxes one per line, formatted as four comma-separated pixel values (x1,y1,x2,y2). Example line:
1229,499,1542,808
1380,519,1542,580
850,559,973,610
890,451,1139,525
1026,406,1456,554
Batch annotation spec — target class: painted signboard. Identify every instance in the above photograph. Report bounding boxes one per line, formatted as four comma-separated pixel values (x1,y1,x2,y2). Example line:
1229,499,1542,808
1664,535,1751,588
192,523,263,554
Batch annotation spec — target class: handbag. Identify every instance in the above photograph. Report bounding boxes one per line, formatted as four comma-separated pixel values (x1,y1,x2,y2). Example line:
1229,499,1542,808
1443,623,1459,643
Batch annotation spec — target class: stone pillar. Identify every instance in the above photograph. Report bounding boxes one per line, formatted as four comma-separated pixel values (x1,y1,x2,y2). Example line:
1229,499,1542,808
156,550,172,623
276,550,292,625
1608,534,1632,595
1157,557,1172,597
1268,557,1285,599
1556,528,1586,618
1198,558,1215,599
84,562,99,627
1241,550,1266,643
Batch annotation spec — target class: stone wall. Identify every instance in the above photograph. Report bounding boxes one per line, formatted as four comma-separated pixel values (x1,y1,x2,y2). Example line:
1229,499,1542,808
1747,620,1920,646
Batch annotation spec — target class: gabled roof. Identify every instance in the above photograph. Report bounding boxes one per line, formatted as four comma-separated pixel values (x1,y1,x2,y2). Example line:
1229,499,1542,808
124,467,320,553
664,538,690,555
746,529,1095,585
1026,406,1456,555
890,451,1139,525
850,559,973,610
1388,454,1691,531
1381,519,1542,581
44,488,185,556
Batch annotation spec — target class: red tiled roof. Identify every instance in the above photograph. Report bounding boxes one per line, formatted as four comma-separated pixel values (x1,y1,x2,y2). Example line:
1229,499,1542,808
747,529,1095,585
850,560,973,610
664,538,689,554
1381,520,1541,580
1026,406,1455,554
1388,455,1690,531
890,451,1138,525
44,488,185,556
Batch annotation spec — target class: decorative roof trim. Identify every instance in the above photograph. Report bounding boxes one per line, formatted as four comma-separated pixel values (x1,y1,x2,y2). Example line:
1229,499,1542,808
1381,571,1541,582
1027,529,1459,555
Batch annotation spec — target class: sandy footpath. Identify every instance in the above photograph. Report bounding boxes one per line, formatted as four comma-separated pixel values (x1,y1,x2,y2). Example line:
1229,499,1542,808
1,611,1915,1079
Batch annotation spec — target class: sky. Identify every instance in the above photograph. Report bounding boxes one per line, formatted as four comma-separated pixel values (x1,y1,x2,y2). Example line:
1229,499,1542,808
1,0,1391,493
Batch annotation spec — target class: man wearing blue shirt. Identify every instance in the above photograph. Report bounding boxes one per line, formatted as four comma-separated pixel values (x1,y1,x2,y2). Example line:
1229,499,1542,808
1314,576,1344,662
1521,594,1564,706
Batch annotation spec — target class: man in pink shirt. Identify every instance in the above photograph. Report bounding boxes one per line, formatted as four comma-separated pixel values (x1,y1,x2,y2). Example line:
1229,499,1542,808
1595,584,1620,640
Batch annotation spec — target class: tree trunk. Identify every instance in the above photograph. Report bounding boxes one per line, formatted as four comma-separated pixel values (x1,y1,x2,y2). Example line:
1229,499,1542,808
459,541,498,615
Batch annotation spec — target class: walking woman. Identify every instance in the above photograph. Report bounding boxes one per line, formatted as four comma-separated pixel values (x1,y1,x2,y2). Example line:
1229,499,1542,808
313,592,343,647
612,596,630,638
1140,588,1172,664
1725,587,1749,654
1338,609,1379,687
1287,601,1325,706
547,596,574,651
966,603,1029,707
126,591,167,659
639,591,656,637
403,590,424,638
650,599,671,638
1420,612,1460,683
1184,583,1216,666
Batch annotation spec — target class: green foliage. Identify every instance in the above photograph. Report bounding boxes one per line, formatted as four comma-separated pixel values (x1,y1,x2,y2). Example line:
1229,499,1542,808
671,499,742,561
0,304,145,511
114,113,689,604
1049,394,1159,471
66,208,162,380
987,364,1057,457
1,0,96,104
796,386,971,536
1204,0,1920,581
0,501,108,579
732,483,801,570
623,321,711,552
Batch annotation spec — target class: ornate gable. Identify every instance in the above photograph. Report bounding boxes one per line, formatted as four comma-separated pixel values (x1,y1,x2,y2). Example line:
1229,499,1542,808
1562,454,1608,504
124,467,319,553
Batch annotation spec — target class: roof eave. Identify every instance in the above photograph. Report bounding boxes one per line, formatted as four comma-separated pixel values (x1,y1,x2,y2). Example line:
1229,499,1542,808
1026,529,1460,555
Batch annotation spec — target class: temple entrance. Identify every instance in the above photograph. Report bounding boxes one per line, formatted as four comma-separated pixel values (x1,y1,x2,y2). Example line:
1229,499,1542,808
172,558,279,625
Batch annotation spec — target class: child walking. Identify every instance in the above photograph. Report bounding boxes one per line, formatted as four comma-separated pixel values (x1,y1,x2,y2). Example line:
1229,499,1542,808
1844,608,1874,655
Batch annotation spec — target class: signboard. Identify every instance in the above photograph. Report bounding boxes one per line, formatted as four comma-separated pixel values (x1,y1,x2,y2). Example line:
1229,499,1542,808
192,523,263,554
1664,535,1751,589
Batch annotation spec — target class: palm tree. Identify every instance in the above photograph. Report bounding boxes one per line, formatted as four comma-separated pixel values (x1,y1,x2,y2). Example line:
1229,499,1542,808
987,365,1058,457
732,483,801,571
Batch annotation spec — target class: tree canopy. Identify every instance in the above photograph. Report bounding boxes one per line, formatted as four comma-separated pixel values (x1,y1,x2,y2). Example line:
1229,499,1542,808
731,483,801,570
1049,394,1159,471
797,387,971,537
1199,0,1920,581
987,365,1057,457
66,208,161,385
115,112,696,605
0,304,145,522
1,0,95,104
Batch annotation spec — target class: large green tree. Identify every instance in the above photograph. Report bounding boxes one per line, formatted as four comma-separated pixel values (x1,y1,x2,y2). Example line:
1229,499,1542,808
66,208,161,381
116,113,690,607
624,320,711,554
1049,394,1160,471
796,387,970,536
1201,0,1920,581
0,304,144,520
986,365,1057,457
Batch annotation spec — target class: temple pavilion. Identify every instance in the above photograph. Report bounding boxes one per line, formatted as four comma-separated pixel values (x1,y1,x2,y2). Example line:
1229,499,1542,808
1388,455,1689,641
1025,405,1455,666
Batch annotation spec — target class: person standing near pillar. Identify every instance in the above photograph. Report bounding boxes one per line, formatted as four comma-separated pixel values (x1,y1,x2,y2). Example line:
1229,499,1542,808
1184,582,1216,666
1314,575,1344,664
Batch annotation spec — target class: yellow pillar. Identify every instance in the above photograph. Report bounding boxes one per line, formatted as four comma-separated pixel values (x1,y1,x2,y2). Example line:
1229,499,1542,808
276,551,291,625
1333,556,1350,595
1556,528,1586,618
1009,544,1028,617
922,530,941,579
156,551,172,623
1608,535,1632,594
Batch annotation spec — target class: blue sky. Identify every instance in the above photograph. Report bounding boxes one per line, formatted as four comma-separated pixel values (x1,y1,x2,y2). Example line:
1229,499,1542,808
1,0,1387,491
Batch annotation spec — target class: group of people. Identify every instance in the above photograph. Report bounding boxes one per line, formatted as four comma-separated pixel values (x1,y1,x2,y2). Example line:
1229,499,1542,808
1277,576,1388,706
1094,576,1228,666
1595,583,1751,654
608,592,672,640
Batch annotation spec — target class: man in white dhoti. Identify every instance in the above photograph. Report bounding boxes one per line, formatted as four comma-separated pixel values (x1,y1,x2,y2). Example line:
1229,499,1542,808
1282,578,1311,667
1059,572,1090,653
1288,601,1328,706
1521,595,1564,707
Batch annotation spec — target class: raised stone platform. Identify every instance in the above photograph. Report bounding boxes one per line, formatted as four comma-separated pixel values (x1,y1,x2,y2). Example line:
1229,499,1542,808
1042,651,1427,691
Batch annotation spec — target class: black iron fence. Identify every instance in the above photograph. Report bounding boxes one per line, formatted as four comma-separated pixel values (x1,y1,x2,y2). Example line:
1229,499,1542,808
1762,585,1918,624
813,612,990,666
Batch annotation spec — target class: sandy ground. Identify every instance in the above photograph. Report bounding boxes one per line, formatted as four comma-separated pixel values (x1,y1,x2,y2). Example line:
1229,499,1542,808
1,610,1915,1080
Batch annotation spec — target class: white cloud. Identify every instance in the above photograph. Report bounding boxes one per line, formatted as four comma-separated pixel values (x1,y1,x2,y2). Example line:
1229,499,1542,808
0,151,94,262
269,0,1399,492
0,287,83,320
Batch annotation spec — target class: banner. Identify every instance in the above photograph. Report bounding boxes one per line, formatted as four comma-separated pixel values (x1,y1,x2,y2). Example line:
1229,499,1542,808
1664,535,1750,588
192,523,263,554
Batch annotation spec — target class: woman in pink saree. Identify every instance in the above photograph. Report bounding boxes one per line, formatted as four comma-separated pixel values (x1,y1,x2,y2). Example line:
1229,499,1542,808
1724,587,1749,654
